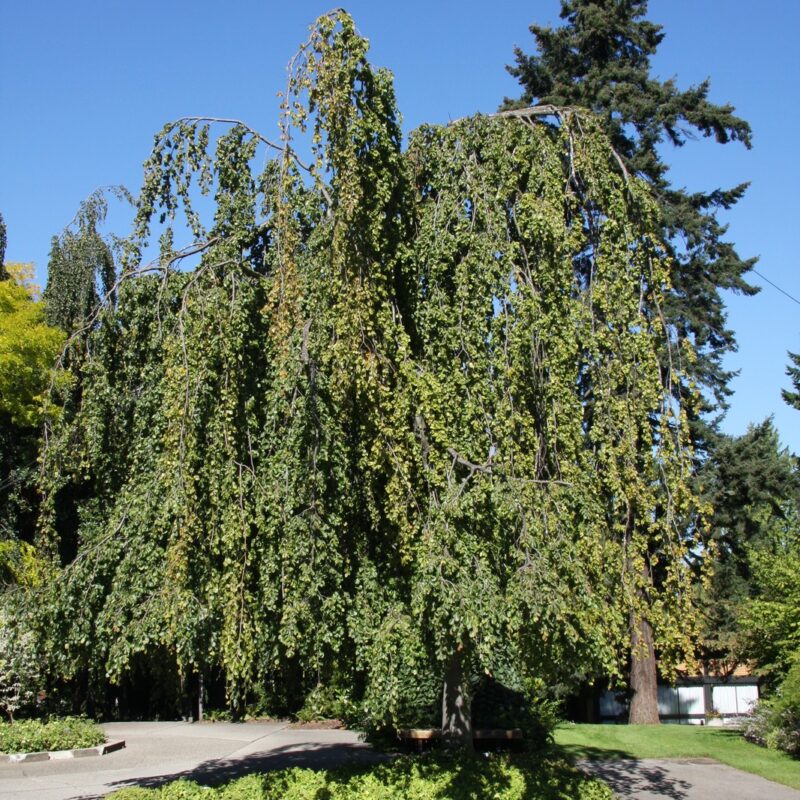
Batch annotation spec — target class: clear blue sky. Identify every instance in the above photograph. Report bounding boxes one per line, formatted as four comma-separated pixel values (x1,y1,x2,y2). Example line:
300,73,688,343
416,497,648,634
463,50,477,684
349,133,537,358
2,1,798,451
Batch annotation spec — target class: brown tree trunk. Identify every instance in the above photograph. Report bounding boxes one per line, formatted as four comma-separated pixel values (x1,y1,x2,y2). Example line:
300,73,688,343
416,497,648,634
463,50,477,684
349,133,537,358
629,612,660,724
441,645,472,748
196,671,204,723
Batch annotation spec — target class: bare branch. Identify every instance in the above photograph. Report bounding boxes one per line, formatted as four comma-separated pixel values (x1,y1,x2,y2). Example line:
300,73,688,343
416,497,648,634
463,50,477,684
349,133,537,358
447,447,493,474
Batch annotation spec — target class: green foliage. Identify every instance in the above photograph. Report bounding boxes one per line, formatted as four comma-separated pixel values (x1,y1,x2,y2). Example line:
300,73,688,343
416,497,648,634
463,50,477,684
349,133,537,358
697,420,800,664
504,0,751,715
0,264,65,428
733,483,800,759
784,352,800,411
0,599,40,721
37,11,700,726
506,0,756,441
705,421,798,550
0,263,65,566
0,212,6,278
355,607,441,729
108,753,613,800
0,540,44,586
0,716,104,754
43,186,128,336
294,685,359,724
739,504,800,679
743,660,800,757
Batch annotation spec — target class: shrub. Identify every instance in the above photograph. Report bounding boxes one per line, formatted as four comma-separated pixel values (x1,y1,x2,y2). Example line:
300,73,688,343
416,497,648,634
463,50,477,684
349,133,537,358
108,752,614,799
0,602,40,722
471,676,560,750
0,716,105,754
294,684,359,724
743,660,800,757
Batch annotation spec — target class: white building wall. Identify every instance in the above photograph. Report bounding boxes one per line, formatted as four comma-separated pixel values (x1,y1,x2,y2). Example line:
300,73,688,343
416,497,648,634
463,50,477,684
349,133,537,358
599,681,758,723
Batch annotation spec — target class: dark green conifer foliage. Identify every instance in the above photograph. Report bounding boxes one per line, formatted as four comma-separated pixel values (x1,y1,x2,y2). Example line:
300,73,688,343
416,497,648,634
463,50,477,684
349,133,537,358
783,352,800,410
505,0,757,445
698,419,800,664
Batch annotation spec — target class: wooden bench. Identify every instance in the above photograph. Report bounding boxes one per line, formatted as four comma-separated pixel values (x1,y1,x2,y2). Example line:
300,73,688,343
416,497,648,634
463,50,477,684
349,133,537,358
398,728,440,752
473,728,524,752
398,728,524,752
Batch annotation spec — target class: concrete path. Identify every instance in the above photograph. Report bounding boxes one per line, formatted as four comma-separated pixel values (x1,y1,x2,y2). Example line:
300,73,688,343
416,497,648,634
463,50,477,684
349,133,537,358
0,720,381,800
580,757,800,800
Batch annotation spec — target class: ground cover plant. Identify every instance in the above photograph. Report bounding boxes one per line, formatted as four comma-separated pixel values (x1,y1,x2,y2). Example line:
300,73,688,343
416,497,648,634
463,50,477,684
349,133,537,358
0,716,104,754
554,722,800,789
107,752,613,800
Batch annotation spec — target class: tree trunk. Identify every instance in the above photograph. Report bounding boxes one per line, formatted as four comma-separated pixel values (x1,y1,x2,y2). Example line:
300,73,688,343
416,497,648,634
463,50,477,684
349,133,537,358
441,645,472,748
702,661,714,719
196,671,204,723
629,612,660,724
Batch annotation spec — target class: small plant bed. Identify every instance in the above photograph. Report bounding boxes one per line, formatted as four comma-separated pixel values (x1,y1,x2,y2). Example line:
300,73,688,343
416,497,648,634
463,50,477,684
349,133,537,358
553,723,800,790
0,717,105,756
287,718,345,730
107,751,613,799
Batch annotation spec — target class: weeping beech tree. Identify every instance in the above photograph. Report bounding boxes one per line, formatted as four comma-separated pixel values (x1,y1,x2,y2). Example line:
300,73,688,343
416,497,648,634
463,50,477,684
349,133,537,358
37,11,700,734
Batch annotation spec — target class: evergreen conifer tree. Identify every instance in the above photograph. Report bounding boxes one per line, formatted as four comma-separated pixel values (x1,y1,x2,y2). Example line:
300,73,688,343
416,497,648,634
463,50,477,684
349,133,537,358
505,0,756,722
698,419,800,667
783,352,800,410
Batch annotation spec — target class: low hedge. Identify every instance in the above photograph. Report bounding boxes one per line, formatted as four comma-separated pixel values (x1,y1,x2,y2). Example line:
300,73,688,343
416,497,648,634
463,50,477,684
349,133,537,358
108,752,612,799
0,717,105,754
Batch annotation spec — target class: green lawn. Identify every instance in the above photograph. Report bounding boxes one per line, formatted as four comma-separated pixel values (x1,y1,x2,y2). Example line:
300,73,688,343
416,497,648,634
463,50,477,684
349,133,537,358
553,723,800,790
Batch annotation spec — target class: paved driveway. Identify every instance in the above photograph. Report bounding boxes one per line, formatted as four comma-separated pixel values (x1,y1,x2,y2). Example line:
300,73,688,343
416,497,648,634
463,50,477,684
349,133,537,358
580,757,800,800
0,720,380,800
1,721,798,799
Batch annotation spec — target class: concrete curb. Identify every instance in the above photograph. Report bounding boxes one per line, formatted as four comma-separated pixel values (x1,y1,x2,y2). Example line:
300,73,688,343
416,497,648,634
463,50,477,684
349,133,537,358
0,738,125,763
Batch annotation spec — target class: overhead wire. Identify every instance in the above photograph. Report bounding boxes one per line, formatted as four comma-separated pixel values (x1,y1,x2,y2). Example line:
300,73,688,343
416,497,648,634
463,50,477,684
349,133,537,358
752,269,800,307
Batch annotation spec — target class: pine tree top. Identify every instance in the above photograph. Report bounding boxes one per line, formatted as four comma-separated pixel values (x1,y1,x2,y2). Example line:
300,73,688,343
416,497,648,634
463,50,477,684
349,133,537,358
505,0,758,448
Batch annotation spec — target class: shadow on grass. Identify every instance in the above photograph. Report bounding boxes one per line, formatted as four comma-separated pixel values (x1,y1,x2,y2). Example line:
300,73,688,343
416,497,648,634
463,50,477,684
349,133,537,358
553,743,632,761
704,727,747,741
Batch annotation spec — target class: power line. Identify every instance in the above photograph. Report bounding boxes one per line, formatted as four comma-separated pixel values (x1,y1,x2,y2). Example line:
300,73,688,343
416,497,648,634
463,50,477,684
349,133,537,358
752,269,800,307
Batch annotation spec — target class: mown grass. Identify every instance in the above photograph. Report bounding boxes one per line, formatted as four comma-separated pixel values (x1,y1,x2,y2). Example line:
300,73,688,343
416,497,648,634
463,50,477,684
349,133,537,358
553,722,800,790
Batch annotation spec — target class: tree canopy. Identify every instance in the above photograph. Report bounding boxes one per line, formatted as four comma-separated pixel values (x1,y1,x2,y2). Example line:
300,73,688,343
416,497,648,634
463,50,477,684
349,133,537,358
43,188,124,337
505,0,756,446
697,419,800,668
739,504,800,682
0,263,63,590
32,11,701,731
0,213,7,279
0,264,64,429
505,0,757,721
